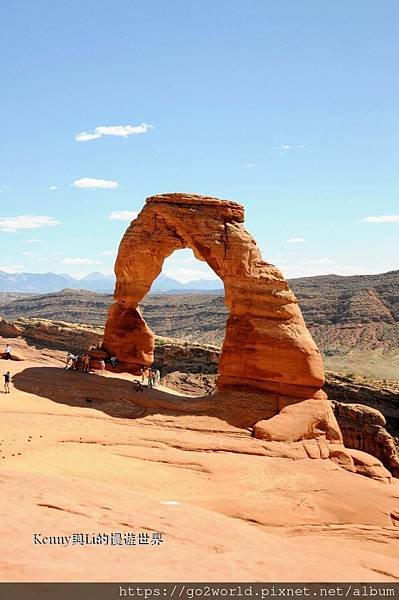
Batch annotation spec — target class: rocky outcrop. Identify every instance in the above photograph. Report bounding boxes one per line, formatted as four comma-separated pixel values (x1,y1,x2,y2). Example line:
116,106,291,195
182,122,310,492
333,402,399,478
0,317,21,337
103,193,325,400
161,371,217,395
0,317,103,353
325,371,399,420
154,337,219,375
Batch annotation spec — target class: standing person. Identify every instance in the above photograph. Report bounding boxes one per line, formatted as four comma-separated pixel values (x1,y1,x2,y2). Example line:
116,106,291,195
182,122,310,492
155,369,161,387
147,368,153,388
99,359,106,375
78,354,86,372
3,371,11,393
4,345,12,360
83,353,91,373
141,367,147,384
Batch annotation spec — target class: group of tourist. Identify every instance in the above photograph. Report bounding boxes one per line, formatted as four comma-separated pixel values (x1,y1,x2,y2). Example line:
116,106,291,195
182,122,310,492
65,341,117,375
1,341,163,395
141,367,161,388
65,352,93,372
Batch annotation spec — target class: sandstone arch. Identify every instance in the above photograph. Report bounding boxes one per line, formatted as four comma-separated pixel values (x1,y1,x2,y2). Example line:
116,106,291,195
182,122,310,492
103,193,325,400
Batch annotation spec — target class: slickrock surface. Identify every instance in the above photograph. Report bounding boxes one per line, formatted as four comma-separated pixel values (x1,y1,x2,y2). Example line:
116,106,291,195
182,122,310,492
161,371,399,477
3,317,397,478
0,337,399,581
103,193,325,400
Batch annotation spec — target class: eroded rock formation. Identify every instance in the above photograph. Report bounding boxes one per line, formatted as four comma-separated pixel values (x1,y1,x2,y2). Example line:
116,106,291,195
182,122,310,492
333,401,399,478
104,193,325,398
102,193,394,481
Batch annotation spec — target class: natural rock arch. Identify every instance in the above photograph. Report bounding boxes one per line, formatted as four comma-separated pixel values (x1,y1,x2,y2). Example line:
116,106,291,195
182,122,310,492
102,193,394,480
103,193,325,400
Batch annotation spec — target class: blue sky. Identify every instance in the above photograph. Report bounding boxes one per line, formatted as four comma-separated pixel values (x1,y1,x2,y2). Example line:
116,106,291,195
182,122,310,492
0,0,398,282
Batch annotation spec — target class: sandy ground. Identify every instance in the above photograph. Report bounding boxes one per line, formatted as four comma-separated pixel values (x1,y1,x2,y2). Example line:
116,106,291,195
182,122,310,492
1,336,399,582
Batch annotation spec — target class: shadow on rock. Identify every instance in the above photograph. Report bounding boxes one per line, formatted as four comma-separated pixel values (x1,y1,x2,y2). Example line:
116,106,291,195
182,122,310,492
12,366,279,430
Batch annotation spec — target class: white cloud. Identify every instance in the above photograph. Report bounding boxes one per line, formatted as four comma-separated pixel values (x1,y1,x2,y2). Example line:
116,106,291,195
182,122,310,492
75,132,102,142
0,215,60,233
75,123,154,142
108,210,137,221
286,237,306,244
24,238,42,243
101,250,117,256
273,144,305,151
362,215,399,223
72,177,120,189
49,185,58,190
246,163,255,168
0,265,24,273
62,257,101,265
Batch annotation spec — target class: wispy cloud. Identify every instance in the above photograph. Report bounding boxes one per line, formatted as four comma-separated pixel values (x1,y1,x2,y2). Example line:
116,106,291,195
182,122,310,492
287,237,306,244
101,250,117,256
0,265,24,273
49,185,58,190
108,210,137,221
0,185,11,193
0,215,60,233
24,238,42,243
246,163,256,168
72,178,120,189
273,144,305,152
362,215,399,223
75,123,154,142
62,257,101,265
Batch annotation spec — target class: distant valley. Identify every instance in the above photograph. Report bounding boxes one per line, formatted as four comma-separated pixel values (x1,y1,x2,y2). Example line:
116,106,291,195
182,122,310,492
1,269,398,380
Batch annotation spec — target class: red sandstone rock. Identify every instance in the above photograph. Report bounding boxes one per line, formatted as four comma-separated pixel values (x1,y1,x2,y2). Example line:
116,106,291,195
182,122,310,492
104,193,324,398
102,194,394,478
0,317,21,337
253,398,342,443
347,448,392,481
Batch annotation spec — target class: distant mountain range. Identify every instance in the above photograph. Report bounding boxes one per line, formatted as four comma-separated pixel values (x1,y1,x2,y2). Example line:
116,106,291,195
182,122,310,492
0,270,223,294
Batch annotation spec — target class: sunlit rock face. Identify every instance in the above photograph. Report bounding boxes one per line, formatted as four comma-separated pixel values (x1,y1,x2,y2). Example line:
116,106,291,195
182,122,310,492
103,193,324,400
44,192,391,480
